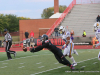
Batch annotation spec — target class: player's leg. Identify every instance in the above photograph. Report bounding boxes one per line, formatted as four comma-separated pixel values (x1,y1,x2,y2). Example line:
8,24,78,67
54,49,75,70
8,41,16,57
54,53,72,67
73,49,78,56
6,42,12,59
68,43,77,66
63,47,68,57
72,43,78,55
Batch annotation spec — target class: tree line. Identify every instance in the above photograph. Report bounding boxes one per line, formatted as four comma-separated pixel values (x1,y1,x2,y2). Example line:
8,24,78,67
41,5,67,19
0,14,30,32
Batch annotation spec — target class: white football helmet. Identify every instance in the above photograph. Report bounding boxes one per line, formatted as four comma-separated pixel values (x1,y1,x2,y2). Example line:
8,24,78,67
59,26,66,32
93,22,100,31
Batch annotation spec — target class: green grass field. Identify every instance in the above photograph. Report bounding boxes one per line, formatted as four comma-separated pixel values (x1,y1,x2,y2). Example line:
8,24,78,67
0,49,100,75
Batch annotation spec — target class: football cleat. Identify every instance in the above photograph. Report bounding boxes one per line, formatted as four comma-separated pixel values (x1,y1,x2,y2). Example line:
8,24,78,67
72,62,77,66
14,52,17,57
73,50,79,56
70,65,75,70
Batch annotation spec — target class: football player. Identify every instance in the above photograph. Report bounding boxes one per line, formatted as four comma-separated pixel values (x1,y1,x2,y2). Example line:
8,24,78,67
93,22,100,48
93,22,100,60
30,34,75,70
59,26,78,66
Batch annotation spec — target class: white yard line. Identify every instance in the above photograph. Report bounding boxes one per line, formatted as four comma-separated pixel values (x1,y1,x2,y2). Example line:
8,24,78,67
93,62,98,64
0,54,52,62
19,63,25,64
31,57,97,75
54,62,59,64
1,66,7,68
18,66,25,68
36,62,42,64
2,63,8,64
38,66,44,68
80,66,86,68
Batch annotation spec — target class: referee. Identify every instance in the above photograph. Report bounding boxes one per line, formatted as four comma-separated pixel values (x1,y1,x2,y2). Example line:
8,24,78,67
4,29,16,60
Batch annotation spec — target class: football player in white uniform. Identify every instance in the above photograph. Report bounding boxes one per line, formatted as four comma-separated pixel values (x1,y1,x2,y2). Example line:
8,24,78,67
93,22,100,60
59,26,78,66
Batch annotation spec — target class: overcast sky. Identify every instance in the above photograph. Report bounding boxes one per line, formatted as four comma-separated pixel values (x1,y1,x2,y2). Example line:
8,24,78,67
0,0,73,19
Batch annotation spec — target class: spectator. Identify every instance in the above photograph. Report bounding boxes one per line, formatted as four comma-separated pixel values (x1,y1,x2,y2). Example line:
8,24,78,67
82,30,86,37
96,15,100,22
25,30,29,39
30,31,34,37
54,27,59,37
30,36,35,47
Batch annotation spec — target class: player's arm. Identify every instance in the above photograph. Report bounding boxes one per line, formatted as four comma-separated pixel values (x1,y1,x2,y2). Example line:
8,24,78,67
66,37,70,45
30,43,47,52
5,35,8,42
66,37,72,57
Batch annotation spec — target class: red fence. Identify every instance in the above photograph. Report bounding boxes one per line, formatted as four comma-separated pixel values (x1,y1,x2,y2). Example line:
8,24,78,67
76,0,100,4
46,0,76,37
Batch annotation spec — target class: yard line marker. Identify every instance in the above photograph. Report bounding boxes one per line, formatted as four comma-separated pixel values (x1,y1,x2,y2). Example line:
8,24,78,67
18,66,25,68
93,62,98,64
19,63,24,64
2,63,8,64
80,66,86,68
54,62,59,64
31,57,97,75
1,66,7,68
20,57,26,58
38,66,44,68
0,54,52,62
36,62,42,64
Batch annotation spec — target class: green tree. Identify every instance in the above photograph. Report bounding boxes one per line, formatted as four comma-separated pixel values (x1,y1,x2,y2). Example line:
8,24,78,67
41,5,67,19
0,14,30,32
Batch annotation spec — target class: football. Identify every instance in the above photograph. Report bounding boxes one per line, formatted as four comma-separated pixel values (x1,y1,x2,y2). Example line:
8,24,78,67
23,47,27,52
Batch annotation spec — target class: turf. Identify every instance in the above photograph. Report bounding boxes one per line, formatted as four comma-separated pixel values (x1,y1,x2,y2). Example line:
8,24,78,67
0,49,100,75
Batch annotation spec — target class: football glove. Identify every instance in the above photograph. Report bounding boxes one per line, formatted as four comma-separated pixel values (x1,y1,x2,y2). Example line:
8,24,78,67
62,46,65,49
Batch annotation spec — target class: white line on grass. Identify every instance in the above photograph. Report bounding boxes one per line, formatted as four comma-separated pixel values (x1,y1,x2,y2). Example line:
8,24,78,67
1,66,7,68
93,62,98,64
38,66,44,68
31,57,97,75
19,63,25,64
80,66,86,68
2,63,8,64
0,54,52,62
54,62,59,64
18,66,25,68
36,62,42,64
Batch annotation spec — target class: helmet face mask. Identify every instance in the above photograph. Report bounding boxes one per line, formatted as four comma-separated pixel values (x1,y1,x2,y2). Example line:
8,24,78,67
59,26,65,33
93,22,100,32
40,34,48,42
